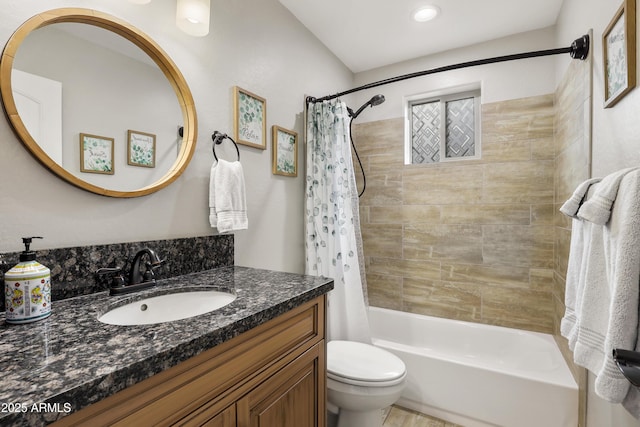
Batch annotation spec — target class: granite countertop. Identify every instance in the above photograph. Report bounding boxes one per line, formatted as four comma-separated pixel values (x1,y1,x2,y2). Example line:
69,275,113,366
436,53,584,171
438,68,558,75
0,266,333,426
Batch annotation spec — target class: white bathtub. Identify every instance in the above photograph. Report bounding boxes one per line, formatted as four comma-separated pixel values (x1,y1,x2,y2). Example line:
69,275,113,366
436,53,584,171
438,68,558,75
369,307,578,427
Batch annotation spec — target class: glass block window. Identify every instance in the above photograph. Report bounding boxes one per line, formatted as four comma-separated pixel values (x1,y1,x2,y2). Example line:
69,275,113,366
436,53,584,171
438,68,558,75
406,88,481,164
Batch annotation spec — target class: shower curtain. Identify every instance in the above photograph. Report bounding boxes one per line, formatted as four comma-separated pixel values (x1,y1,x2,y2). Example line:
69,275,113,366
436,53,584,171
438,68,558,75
305,99,371,343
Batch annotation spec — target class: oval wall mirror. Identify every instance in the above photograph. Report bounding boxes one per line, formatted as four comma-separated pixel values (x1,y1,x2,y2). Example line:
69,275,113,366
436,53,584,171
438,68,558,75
0,8,197,197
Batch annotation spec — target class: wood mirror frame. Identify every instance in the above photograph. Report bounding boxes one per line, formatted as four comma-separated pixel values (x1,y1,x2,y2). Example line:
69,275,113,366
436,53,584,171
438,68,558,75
0,8,197,198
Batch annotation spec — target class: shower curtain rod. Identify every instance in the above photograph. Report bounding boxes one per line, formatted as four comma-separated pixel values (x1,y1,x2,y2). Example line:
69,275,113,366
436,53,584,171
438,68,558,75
306,34,590,104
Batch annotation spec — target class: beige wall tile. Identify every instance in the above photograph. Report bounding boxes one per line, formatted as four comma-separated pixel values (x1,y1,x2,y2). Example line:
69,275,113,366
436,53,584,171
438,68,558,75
402,205,442,224
480,285,554,333
531,204,555,226
404,164,483,205
481,138,532,162
370,206,404,224
441,204,530,225
482,95,554,142
362,223,403,258
531,136,555,160
353,118,404,157
483,225,555,268
529,268,554,292
367,273,403,310
359,171,403,206
442,263,530,288
482,161,554,204
403,278,481,322
404,224,483,263
369,257,441,280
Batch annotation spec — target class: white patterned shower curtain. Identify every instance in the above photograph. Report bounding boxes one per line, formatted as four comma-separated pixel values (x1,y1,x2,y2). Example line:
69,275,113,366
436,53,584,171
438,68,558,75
305,99,371,343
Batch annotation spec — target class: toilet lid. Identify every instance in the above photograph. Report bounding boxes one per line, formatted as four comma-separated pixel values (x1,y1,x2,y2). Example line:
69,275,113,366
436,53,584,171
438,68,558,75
327,340,406,386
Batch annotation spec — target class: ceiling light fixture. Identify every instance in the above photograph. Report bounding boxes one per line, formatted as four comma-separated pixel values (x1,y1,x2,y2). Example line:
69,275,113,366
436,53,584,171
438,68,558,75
176,0,211,37
413,5,440,22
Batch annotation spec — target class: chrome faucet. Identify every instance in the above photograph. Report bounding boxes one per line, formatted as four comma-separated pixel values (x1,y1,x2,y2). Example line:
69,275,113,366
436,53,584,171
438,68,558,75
96,247,165,296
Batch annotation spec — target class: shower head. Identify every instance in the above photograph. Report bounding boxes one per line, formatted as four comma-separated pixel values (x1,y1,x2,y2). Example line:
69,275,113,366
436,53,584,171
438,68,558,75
369,94,385,106
348,94,386,119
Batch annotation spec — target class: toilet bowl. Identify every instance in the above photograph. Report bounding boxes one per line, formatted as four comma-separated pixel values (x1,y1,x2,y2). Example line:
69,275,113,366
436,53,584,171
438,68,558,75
327,340,407,427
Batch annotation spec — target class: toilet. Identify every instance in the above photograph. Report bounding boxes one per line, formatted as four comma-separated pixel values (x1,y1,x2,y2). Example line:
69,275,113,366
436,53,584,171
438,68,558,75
327,340,407,427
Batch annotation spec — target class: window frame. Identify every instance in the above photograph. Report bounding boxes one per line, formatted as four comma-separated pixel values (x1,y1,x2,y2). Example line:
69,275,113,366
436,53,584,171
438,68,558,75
404,85,482,165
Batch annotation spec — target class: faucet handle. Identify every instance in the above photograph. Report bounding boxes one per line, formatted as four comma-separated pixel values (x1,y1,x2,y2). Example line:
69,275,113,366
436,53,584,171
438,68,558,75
95,267,126,290
142,258,166,282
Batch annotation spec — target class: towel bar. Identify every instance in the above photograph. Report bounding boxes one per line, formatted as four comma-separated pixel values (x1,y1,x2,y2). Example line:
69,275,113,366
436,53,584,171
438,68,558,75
613,348,640,387
212,131,240,162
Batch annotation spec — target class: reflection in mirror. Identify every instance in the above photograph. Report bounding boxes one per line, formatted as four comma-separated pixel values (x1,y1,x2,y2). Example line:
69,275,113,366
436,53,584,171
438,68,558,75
0,9,197,198
13,23,182,191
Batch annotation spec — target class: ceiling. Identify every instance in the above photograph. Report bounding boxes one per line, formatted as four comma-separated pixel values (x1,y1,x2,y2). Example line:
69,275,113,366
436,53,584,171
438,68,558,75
278,0,565,73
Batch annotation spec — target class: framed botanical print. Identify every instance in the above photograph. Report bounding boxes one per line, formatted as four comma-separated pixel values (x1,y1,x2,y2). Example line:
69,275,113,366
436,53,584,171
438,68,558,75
233,86,267,149
127,130,156,168
603,0,636,108
272,125,298,177
80,133,114,174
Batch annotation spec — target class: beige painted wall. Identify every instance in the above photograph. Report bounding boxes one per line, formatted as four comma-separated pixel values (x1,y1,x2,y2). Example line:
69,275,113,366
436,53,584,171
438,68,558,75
0,0,353,275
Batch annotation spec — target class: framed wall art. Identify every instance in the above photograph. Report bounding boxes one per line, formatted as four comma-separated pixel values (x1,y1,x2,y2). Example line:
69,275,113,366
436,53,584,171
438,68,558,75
80,133,114,174
272,125,298,177
233,86,266,149
127,130,156,168
603,0,636,108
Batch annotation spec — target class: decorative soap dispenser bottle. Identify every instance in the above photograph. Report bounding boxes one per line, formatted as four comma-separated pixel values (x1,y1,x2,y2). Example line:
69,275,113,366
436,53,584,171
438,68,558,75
4,237,51,324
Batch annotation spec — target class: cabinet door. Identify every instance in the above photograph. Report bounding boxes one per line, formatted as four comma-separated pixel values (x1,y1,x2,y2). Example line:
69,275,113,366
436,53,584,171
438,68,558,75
201,405,236,427
237,342,325,427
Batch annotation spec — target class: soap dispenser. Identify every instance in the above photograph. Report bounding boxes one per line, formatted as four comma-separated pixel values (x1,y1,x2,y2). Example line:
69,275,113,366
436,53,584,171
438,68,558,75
4,237,51,324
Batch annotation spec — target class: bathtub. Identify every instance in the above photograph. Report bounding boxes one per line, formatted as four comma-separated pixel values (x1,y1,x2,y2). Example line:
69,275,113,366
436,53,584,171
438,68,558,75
369,307,578,427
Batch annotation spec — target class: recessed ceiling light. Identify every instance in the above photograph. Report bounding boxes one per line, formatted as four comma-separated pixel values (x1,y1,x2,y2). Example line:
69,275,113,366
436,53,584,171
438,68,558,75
413,5,440,22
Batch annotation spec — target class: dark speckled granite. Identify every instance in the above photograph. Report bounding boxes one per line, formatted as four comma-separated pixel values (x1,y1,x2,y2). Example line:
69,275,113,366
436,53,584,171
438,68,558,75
0,266,333,426
0,235,233,312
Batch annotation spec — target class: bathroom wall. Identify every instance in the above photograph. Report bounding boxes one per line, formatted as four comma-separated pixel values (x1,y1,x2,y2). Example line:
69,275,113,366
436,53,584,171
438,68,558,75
556,0,640,426
552,39,592,427
0,0,353,275
354,94,556,333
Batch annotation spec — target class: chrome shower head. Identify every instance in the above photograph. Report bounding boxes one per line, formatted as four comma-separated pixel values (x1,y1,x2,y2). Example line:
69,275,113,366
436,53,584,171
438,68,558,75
348,94,386,119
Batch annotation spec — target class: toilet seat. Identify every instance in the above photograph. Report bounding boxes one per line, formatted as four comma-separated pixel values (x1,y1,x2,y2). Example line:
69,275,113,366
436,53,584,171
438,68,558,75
327,340,406,387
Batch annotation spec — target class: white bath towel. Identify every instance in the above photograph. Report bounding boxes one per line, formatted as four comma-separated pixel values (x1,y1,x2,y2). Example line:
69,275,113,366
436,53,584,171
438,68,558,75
570,169,640,403
577,167,638,225
560,218,602,351
209,159,248,233
559,177,602,218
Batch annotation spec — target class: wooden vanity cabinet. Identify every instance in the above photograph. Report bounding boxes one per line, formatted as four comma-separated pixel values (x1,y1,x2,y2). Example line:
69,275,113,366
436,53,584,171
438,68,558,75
54,295,326,427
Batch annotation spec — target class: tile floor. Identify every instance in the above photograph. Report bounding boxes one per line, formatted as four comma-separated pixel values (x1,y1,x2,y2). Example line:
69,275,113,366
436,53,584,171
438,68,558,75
382,406,463,427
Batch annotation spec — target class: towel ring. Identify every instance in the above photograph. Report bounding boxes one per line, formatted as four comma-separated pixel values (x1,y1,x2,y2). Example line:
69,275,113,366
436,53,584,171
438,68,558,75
212,131,240,162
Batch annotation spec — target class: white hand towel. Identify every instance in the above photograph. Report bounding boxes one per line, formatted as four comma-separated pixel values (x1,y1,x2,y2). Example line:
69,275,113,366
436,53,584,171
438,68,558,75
559,177,602,218
209,159,248,233
571,170,640,403
577,167,638,225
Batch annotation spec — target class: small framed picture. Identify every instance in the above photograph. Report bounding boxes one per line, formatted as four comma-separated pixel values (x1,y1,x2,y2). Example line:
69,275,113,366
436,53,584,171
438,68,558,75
127,130,156,168
80,133,114,174
603,0,636,108
233,86,267,150
272,125,298,177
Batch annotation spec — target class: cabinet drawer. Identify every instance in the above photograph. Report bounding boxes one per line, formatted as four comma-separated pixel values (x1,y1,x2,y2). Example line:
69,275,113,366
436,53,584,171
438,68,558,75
54,295,325,426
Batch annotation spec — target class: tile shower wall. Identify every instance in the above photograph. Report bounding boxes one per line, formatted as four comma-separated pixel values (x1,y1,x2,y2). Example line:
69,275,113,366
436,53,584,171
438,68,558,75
353,94,556,333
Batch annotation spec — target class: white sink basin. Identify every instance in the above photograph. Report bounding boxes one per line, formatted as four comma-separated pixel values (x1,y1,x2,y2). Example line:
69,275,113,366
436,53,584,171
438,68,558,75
98,289,236,326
